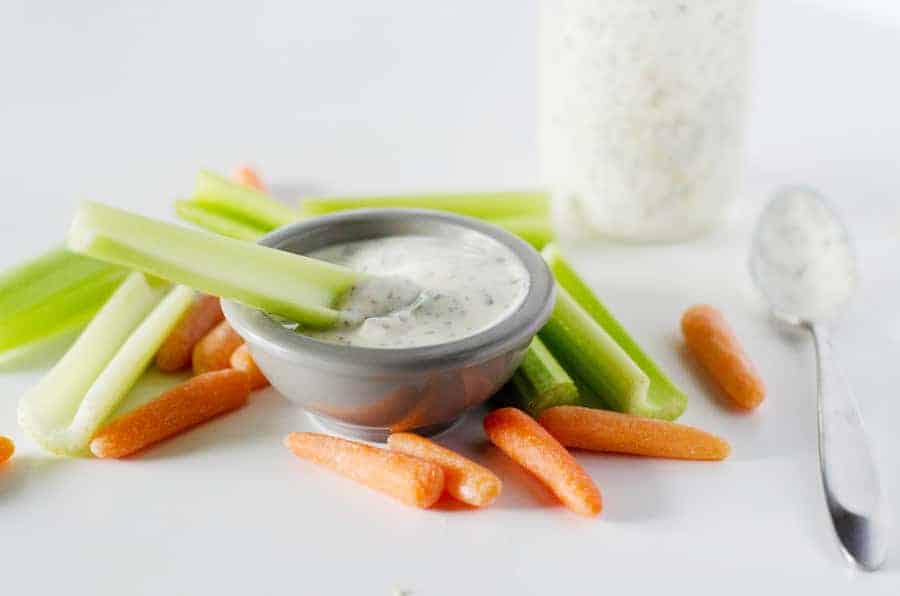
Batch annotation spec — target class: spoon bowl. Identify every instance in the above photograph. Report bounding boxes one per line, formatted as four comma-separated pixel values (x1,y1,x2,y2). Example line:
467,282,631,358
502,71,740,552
749,186,858,326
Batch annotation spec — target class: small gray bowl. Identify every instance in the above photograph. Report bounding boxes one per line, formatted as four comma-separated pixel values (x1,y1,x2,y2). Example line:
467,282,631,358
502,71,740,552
222,208,555,442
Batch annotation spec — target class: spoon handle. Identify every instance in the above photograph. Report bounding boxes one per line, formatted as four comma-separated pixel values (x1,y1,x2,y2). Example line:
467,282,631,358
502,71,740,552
809,323,890,570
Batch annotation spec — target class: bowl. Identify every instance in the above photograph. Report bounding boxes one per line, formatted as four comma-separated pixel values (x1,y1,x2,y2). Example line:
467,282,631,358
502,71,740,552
222,208,556,441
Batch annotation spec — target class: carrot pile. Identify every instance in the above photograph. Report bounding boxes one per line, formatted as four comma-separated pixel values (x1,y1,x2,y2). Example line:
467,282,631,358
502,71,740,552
83,166,272,459
87,295,268,458
388,432,502,507
285,432,446,508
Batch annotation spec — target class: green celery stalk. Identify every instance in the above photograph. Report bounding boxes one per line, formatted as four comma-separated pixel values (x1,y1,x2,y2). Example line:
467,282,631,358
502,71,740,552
539,285,652,416
0,247,72,297
300,190,549,220
0,247,122,322
67,201,361,328
18,273,166,455
183,174,554,248
0,267,128,357
175,199,267,241
192,170,299,230
571,374,612,411
176,199,555,250
508,336,578,416
490,215,554,250
542,244,687,420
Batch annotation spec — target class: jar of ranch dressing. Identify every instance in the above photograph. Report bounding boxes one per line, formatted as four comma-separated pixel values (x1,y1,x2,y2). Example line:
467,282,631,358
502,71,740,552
539,0,756,242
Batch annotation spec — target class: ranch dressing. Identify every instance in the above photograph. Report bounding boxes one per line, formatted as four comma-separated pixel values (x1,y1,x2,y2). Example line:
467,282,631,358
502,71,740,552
540,0,755,241
300,234,529,348
750,188,857,322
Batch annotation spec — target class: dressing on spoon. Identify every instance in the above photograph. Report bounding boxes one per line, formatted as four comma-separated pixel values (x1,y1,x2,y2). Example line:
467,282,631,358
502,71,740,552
750,187,857,322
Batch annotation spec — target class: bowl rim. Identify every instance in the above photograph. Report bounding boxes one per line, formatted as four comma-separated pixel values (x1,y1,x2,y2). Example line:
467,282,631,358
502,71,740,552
222,208,556,375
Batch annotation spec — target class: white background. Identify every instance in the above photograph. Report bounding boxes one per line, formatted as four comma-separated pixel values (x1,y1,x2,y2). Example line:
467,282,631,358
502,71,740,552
1,1,899,594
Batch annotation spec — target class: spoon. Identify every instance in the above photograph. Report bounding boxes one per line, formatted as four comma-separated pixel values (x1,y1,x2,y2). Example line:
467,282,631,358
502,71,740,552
749,186,890,570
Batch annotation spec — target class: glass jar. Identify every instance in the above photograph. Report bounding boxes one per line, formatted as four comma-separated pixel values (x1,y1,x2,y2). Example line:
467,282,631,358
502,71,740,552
539,0,756,242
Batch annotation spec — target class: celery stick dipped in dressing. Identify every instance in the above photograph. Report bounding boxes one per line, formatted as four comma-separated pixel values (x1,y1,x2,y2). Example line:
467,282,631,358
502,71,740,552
297,234,530,348
65,203,527,342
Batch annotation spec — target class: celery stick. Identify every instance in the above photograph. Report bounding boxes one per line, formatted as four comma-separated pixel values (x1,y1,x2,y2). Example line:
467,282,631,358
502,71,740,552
539,285,651,416
490,215,554,250
508,336,578,416
571,374,611,411
0,247,71,294
178,197,555,250
542,244,688,420
193,170,299,230
0,267,128,356
67,201,361,328
0,248,121,321
175,200,267,241
0,248,78,314
64,284,195,450
300,190,550,220
0,327,82,370
18,273,165,455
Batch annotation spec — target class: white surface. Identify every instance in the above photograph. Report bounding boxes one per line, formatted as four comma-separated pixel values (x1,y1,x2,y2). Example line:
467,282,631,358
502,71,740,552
1,1,899,594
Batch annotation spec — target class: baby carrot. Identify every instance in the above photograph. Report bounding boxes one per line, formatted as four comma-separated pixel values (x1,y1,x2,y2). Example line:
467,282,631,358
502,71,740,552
155,294,225,372
538,406,731,461
192,320,244,374
681,304,765,410
284,432,445,509
387,433,502,507
0,436,14,464
233,164,266,192
90,369,250,458
229,343,269,390
483,407,602,517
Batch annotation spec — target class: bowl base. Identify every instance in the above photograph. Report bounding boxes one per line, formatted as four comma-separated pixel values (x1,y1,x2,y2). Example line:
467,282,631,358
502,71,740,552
306,412,461,443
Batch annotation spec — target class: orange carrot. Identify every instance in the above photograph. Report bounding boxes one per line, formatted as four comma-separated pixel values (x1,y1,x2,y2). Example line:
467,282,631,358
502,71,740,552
538,406,731,461
483,407,602,517
156,294,225,372
192,320,244,375
233,164,266,191
284,432,445,509
0,436,14,464
387,432,502,507
681,304,765,410
90,369,250,459
229,343,269,390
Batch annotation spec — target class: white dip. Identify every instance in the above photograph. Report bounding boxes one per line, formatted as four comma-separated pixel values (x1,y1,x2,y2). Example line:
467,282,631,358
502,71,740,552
751,188,857,322
299,234,530,348
539,0,755,241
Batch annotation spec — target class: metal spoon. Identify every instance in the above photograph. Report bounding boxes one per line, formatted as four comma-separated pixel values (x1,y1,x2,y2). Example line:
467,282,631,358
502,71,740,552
749,186,889,570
